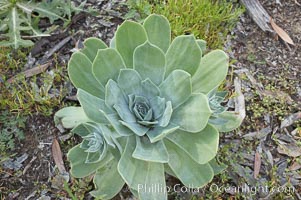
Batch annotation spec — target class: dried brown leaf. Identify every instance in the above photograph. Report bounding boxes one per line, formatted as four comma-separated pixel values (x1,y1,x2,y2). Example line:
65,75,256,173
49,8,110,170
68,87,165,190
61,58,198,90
289,161,301,171
270,18,294,45
7,62,51,83
281,112,301,128
52,138,66,173
254,152,261,179
277,143,301,157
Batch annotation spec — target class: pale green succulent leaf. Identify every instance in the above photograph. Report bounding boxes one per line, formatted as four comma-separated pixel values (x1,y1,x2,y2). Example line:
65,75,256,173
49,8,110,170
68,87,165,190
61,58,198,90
143,14,171,53
164,139,214,188
133,136,169,163
68,52,105,98
165,35,201,76
90,159,125,200
166,125,219,164
209,159,227,175
159,101,172,127
67,144,113,178
113,104,136,123
105,79,127,109
192,50,229,94
134,42,165,85
209,111,243,132
120,121,149,136
159,70,192,109
164,164,176,177
130,188,139,199
117,69,142,96
149,96,166,120
146,123,179,143
80,37,107,61
100,112,133,136
93,48,125,86
77,89,112,124
171,93,211,133
109,137,127,160
196,39,207,54
86,148,107,163
141,78,160,99
71,122,97,137
109,36,115,48
118,137,167,200
54,107,89,129
116,21,147,68
101,125,122,149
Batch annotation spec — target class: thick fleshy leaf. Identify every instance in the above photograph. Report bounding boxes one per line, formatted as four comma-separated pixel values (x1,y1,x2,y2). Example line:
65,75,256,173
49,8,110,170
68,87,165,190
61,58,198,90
73,122,119,150
209,111,243,132
101,125,122,148
109,36,116,48
93,48,125,86
196,39,206,54
159,70,192,109
100,112,133,136
116,21,147,68
54,107,89,129
113,104,136,123
71,122,98,137
86,148,107,163
149,96,166,119
164,164,176,177
143,14,171,53
141,79,160,99
90,159,125,200
68,52,105,98
159,101,172,127
81,37,107,62
118,137,167,200
105,79,127,109
165,35,201,76
192,50,228,94
166,125,219,164
134,42,165,85
133,136,169,163
77,89,112,124
146,123,179,143
164,139,214,188
120,121,149,136
171,93,211,133
117,69,142,96
67,144,113,178
209,159,227,175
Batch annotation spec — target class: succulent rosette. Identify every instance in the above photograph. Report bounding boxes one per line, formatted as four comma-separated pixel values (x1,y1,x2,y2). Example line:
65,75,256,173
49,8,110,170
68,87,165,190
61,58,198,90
55,14,242,200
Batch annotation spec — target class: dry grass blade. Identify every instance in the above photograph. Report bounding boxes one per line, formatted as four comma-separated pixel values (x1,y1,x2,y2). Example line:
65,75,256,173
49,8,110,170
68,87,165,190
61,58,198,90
254,152,261,179
270,18,295,45
52,138,66,174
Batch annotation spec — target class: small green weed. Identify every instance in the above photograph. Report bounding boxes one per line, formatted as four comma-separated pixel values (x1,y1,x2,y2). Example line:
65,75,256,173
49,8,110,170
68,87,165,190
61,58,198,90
0,111,26,154
125,0,152,22
0,47,70,116
126,0,244,48
0,0,87,48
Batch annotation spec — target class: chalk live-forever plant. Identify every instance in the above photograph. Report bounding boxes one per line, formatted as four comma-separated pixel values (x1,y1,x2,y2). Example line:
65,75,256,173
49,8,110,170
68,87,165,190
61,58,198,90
55,14,243,200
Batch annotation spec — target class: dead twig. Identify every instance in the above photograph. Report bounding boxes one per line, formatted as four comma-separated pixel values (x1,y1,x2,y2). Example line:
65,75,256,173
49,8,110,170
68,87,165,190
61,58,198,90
234,77,246,121
40,36,71,63
240,0,273,32
22,156,37,175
